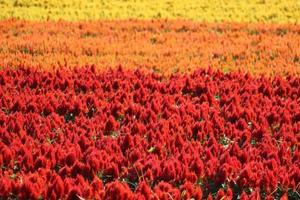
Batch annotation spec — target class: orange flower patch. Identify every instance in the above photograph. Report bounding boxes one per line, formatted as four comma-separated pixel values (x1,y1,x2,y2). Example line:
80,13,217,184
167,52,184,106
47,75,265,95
1,19,300,76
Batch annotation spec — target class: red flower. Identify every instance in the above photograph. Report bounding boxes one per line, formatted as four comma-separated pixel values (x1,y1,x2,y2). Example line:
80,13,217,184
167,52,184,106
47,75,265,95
1,146,13,165
0,177,12,198
135,181,152,199
67,186,82,200
104,181,134,200
66,152,77,167
105,116,119,134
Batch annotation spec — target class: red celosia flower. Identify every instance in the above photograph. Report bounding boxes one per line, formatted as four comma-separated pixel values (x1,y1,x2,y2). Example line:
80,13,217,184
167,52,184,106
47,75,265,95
0,67,299,199
66,152,77,167
104,181,134,200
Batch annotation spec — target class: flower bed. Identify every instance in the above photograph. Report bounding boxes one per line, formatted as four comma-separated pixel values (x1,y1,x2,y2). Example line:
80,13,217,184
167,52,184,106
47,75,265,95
0,67,299,199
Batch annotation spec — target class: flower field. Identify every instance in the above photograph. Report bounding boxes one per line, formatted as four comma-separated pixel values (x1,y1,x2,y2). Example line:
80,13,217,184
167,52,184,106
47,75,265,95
0,0,299,23
0,1,300,200
0,67,299,199
1,20,300,77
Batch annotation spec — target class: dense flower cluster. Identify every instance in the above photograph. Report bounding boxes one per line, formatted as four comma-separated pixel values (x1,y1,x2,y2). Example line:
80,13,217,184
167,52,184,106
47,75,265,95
1,20,300,76
0,0,299,23
0,67,299,199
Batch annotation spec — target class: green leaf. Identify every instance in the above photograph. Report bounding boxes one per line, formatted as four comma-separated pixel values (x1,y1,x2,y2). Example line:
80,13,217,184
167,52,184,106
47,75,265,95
109,131,119,139
219,135,231,148
250,139,256,146
214,94,220,100
46,136,55,144
147,146,156,153
9,174,17,180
